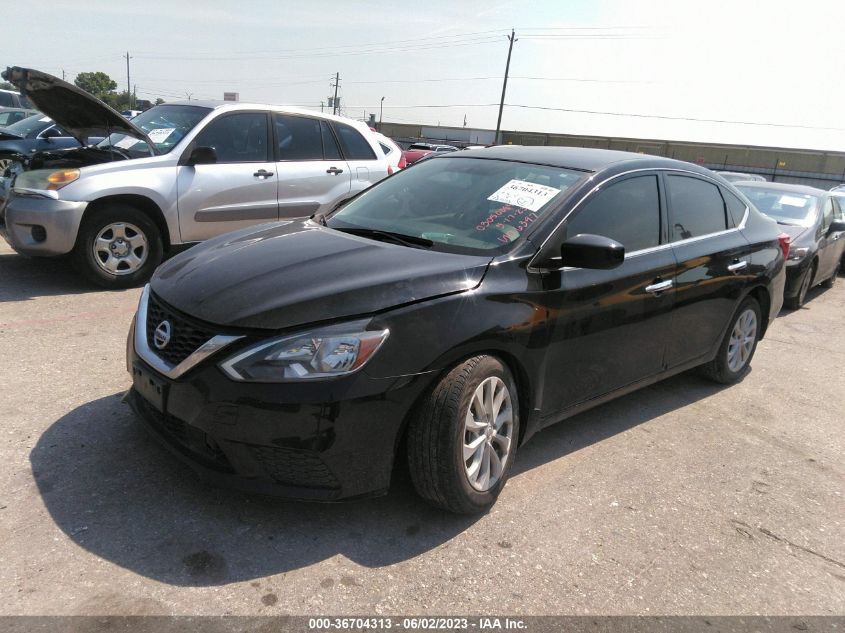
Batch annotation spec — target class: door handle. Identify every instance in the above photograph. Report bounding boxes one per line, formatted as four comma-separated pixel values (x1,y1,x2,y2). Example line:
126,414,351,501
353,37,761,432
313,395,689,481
645,279,673,294
326,166,344,175
727,260,748,273
253,169,274,178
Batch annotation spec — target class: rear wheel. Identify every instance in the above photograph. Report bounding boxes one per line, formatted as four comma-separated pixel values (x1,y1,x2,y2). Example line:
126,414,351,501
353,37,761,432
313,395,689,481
699,297,761,384
407,355,520,514
72,204,163,289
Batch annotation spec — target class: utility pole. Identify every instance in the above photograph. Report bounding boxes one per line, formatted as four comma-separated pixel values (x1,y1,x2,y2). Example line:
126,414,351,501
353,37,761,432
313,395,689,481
331,72,340,115
379,96,385,130
321,101,324,113
61,69,66,81
494,30,517,145
124,51,132,109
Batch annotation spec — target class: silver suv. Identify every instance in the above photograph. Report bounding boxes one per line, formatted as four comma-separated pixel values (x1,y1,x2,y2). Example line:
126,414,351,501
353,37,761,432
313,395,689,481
0,67,389,288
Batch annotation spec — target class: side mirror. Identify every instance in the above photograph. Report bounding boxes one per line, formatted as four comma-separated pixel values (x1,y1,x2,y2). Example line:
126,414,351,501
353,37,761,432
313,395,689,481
184,146,217,166
560,233,625,269
829,219,845,233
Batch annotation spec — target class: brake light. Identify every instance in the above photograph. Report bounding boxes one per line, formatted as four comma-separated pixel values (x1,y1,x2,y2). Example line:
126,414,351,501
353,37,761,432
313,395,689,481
398,154,407,169
777,232,791,259
387,165,394,175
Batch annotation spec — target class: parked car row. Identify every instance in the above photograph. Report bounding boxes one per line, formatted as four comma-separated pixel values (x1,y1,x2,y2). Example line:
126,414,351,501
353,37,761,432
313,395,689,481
0,66,839,515
0,67,391,287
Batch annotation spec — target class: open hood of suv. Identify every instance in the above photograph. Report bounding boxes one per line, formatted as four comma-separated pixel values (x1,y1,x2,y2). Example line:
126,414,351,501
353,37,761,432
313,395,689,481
1,66,154,149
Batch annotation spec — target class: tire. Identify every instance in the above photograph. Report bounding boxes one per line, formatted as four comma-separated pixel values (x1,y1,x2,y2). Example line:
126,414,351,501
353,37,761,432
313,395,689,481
784,262,816,310
821,262,839,288
407,355,520,514
72,204,163,289
699,297,761,384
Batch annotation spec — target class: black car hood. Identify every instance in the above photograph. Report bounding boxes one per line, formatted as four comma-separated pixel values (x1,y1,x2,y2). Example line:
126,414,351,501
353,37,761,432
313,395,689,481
151,220,492,330
1,67,153,148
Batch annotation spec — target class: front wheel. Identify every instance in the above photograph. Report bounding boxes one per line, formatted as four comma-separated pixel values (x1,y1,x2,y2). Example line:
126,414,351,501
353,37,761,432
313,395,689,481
699,297,761,384
407,356,520,514
72,204,163,289
785,263,815,310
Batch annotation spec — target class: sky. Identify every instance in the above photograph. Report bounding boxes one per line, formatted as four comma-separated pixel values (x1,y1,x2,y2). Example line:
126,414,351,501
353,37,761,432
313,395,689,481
4,0,845,151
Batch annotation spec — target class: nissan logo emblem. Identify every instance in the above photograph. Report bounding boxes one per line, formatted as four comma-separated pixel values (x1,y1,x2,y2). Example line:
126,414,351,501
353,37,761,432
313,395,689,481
153,320,172,350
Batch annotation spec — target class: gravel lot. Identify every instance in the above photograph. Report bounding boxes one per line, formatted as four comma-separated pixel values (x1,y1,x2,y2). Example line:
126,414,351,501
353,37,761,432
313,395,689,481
0,240,842,616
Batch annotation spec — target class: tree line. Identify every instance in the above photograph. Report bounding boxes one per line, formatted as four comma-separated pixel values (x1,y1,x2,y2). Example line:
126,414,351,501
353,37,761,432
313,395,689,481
1,72,164,110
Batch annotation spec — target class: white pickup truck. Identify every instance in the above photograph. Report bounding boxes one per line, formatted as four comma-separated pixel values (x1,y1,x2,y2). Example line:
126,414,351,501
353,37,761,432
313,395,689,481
0,67,390,288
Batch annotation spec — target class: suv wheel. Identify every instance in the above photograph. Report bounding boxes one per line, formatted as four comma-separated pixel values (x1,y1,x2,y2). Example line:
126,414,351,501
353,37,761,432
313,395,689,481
73,204,163,289
407,355,520,514
699,297,761,384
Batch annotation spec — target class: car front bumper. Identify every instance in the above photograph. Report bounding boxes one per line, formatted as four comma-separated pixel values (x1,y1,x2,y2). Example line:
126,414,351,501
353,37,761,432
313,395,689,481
125,322,433,501
0,191,87,256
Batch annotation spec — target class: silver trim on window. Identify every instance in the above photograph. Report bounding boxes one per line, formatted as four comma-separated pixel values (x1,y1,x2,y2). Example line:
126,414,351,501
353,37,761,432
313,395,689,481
529,166,750,272
134,285,243,380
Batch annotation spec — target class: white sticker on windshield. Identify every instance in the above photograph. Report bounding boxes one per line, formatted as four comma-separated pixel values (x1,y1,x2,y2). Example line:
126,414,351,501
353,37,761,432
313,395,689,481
114,136,140,150
779,195,807,207
487,179,561,212
146,128,175,144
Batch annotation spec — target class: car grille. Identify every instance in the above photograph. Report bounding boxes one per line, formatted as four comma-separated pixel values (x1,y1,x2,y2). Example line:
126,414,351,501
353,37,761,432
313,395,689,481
146,293,215,366
247,445,341,490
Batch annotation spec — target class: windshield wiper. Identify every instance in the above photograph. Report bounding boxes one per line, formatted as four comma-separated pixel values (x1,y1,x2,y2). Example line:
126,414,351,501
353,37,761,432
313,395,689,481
336,227,434,249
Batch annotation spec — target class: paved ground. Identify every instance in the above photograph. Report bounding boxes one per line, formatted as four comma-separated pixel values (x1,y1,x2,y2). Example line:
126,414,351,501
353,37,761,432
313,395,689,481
0,241,843,616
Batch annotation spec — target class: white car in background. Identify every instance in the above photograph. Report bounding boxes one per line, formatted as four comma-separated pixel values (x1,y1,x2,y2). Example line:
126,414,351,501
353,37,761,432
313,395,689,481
374,132,406,173
1,66,390,288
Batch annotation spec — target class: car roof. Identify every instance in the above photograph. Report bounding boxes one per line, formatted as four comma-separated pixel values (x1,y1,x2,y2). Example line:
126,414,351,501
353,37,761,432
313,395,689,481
162,100,369,125
451,146,711,173
733,181,826,195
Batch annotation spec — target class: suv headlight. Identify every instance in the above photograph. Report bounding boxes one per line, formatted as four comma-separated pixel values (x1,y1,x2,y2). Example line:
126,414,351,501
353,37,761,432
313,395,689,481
219,320,389,382
14,168,80,191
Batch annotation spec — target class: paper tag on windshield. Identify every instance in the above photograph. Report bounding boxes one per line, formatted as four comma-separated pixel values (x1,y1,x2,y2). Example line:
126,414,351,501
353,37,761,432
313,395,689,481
146,128,175,144
779,195,807,207
114,136,140,150
487,179,561,212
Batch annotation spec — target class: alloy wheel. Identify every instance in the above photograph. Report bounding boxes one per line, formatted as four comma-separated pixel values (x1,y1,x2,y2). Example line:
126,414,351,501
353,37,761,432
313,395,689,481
92,222,148,276
463,376,514,492
726,308,757,373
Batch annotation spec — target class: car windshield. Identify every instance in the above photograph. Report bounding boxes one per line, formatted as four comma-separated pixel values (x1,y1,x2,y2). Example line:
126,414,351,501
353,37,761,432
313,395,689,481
737,185,819,227
2,114,51,137
327,157,584,255
96,104,211,157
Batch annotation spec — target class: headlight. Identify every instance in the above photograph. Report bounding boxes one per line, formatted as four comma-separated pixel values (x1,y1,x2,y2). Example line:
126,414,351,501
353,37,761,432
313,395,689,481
13,168,80,191
219,320,389,382
788,246,809,261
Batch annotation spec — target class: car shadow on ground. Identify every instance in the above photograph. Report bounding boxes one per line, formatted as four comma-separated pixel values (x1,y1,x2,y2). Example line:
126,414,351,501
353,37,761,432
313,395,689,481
31,370,729,587
0,252,98,302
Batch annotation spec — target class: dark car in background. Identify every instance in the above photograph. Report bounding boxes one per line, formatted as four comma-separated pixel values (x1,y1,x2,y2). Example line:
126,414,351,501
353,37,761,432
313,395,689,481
0,114,88,176
126,147,785,514
737,182,845,308
0,107,39,128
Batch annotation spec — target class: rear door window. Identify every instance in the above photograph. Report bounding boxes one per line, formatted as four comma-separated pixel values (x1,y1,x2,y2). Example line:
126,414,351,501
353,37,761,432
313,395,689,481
320,121,342,160
333,123,376,160
193,112,269,163
274,114,323,161
565,175,661,252
666,175,728,241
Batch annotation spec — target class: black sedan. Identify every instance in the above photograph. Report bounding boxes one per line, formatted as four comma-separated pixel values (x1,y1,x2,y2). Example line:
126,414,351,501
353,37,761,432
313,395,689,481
0,113,83,176
736,182,845,309
126,147,786,513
